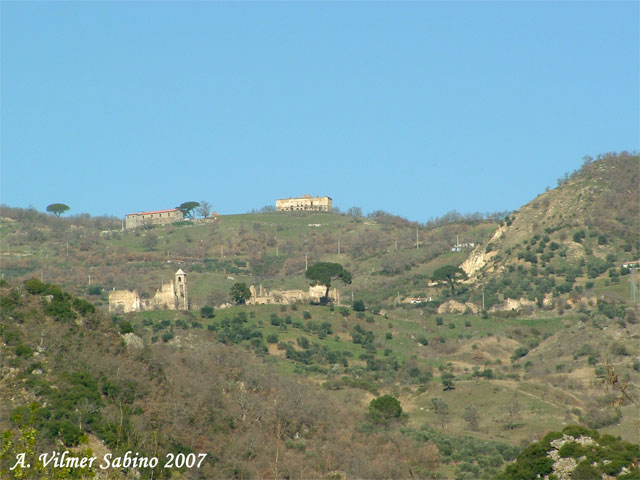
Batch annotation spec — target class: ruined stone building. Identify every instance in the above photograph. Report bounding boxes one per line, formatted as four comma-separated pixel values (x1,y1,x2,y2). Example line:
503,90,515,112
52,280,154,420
246,284,340,305
276,195,332,212
109,269,188,313
125,208,184,229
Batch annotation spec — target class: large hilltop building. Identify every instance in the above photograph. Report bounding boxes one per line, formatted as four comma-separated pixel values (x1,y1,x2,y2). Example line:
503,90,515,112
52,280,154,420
109,269,188,313
125,208,183,229
276,195,332,212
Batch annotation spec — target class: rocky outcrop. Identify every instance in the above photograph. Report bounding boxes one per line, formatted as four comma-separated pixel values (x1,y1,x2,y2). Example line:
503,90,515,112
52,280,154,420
498,297,537,312
544,434,598,480
460,224,506,278
123,333,144,352
437,300,481,314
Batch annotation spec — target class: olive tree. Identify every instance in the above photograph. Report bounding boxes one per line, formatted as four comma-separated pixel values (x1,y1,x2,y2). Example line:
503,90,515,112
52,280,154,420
230,282,251,305
432,265,468,294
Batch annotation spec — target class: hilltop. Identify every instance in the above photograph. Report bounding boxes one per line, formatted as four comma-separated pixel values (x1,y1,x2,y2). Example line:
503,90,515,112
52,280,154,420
459,152,639,312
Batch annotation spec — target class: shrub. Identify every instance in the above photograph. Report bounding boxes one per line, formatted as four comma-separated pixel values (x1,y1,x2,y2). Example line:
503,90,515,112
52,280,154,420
442,372,455,390
597,300,626,319
573,230,586,243
161,331,174,342
511,346,529,362
72,298,95,315
87,285,102,295
611,343,630,356
175,319,189,329
24,278,48,295
369,395,402,424
14,343,33,357
119,321,134,334
200,306,215,318
580,409,621,429
352,299,365,312
44,298,77,322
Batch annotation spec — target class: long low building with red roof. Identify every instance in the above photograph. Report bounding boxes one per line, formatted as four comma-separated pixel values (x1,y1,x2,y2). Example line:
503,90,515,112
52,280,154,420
125,208,184,229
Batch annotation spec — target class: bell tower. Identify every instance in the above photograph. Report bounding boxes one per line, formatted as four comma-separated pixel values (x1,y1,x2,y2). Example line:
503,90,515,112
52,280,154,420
174,269,188,310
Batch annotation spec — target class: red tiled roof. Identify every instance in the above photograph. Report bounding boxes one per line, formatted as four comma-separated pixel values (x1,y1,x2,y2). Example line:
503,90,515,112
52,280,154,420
126,208,180,216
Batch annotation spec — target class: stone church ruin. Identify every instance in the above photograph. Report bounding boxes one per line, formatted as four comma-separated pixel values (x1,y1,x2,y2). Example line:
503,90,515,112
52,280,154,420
109,269,188,313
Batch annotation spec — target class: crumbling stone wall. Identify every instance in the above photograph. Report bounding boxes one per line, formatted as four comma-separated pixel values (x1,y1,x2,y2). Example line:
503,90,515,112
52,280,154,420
108,290,141,313
150,283,177,310
247,285,339,305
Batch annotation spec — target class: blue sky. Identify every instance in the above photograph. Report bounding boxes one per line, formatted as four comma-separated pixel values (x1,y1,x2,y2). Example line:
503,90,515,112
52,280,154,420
1,1,638,221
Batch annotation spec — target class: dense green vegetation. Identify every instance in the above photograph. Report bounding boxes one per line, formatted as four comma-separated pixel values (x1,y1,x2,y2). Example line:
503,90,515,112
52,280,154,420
498,426,639,480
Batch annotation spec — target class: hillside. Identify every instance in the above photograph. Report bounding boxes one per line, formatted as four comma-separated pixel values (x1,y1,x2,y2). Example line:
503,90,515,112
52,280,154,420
1,280,441,479
460,152,639,312
1,151,639,479
0,206,500,309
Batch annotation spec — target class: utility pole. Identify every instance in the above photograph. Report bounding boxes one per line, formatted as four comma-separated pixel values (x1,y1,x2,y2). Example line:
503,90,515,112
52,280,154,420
305,253,308,271
88,275,91,286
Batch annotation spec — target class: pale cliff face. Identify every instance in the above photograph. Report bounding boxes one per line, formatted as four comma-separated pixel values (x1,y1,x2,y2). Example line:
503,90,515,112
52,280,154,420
460,224,506,278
